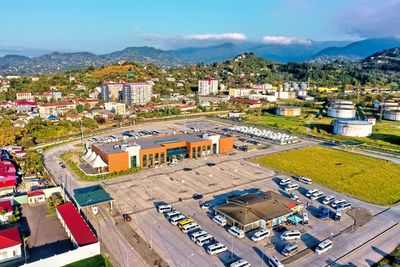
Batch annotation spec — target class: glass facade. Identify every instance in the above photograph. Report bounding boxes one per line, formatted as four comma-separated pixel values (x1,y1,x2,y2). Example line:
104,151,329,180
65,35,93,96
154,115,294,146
149,154,153,166
213,143,217,154
130,156,137,168
161,152,165,163
142,155,147,167
192,147,196,158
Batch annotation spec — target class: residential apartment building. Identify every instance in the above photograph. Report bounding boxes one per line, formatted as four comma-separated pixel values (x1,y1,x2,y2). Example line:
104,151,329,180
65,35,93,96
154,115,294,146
101,82,153,105
229,88,268,98
38,102,77,117
16,91,32,101
198,78,218,95
104,102,126,115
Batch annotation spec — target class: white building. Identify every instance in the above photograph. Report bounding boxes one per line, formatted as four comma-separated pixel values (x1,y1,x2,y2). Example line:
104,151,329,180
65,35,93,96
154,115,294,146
0,200,13,224
104,102,126,115
198,78,218,95
0,228,22,264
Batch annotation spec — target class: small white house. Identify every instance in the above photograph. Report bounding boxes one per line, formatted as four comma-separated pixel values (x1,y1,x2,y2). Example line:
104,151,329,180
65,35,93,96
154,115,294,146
0,227,22,264
28,190,46,205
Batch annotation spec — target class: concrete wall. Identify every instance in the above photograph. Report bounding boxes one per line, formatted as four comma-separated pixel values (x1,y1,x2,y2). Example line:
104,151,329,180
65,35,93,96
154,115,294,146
219,136,234,154
23,242,100,267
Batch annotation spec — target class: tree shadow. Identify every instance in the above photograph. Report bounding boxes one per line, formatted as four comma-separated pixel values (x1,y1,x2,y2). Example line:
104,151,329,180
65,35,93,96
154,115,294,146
252,246,269,266
368,133,400,145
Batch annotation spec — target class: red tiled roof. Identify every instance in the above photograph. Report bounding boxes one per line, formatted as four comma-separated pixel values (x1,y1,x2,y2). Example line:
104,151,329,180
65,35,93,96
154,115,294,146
177,104,197,109
12,100,36,106
0,199,13,213
40,102,75,107
56,202,98,246
286,201,298,209
0,227,21,249
231,98,261,105
27,190,44,197
0,178,16,188
200,77,217,82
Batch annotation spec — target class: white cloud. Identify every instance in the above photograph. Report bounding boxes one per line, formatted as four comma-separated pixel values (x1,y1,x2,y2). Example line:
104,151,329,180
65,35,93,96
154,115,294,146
261,35,313,45
183,33,248,41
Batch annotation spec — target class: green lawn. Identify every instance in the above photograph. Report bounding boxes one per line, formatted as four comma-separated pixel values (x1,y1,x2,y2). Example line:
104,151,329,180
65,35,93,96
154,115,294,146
65,255,112,267
244,112,400,151
253,146,400,205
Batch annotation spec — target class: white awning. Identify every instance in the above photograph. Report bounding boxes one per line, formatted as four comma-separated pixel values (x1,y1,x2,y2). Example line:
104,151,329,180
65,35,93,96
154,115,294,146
86,151,97,163
82,149,92,161
89,154,108,168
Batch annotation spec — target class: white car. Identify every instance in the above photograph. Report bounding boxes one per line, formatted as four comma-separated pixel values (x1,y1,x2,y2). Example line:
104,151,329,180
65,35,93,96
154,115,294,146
306,189,319,198
206,242,228,255
251,228,270,242
315,239,333,254
268,255,284,267
322,195,335,205
289,192,299,201
228,226,245,238
331,199,346,208
284,183,299,192
279,178,291,186
280,230,301,241
190,230,208,242
230,259,251,267
310,191,324,200
212,215,227,226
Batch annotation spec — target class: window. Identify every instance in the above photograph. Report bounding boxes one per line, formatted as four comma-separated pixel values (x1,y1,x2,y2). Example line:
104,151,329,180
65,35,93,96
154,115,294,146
192,147,196,158
155,153,159,164
197,147,201,157
161,152,165,163
149,154,153,165
142,155,147,167
207,145,211,152
213,143,217,154
202,146,206,152
130,156,137,168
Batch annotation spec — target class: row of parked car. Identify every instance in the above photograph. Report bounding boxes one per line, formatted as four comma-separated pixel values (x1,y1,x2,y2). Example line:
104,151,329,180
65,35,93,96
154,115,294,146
88,135,118,143
157,204,251,267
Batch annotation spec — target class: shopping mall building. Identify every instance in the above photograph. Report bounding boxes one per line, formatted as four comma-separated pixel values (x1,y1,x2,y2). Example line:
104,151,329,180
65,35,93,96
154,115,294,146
82,132,234,173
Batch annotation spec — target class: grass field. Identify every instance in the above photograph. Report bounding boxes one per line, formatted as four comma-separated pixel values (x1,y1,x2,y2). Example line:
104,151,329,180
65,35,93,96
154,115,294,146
65,255,112,267
244,112,400,151
253,146,400,205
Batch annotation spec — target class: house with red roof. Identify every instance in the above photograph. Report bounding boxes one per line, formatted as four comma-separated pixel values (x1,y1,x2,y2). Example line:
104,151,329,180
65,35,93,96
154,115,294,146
56,202,98,248
0,177,16,196
27,190,46,205
0,227,22,264
0,199,13,224
177,104,197,112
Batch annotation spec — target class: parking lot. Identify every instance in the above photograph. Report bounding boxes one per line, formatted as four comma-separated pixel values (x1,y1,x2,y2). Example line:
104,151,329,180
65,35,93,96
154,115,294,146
125,174,363,267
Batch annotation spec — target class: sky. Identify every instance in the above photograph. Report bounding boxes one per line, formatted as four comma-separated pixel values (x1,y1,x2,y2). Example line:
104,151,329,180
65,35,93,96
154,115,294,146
0,0,399,54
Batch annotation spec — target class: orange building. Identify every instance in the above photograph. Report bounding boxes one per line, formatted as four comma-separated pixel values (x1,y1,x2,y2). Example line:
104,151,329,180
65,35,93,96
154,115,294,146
89,132,233,173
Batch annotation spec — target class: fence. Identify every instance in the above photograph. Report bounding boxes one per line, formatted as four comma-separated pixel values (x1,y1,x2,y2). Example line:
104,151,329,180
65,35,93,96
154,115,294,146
23,242,100,267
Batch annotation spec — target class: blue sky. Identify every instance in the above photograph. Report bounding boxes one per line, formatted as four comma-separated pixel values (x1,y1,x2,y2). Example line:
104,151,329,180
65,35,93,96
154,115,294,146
0,0,399,53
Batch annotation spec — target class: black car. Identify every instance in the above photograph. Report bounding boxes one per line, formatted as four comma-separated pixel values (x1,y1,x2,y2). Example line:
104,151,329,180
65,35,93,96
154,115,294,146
192,193,203,200
183,167,192,171
206,163,216,167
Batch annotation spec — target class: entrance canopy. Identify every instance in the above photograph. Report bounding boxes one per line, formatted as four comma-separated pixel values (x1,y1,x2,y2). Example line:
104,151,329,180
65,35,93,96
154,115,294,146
73,185,113,208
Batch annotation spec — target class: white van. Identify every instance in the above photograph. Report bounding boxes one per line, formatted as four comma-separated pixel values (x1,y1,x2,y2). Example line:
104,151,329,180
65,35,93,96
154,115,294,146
251,228,270,242
206,242,228,255
157,204,173,213
190,230,208,242
331,199,346,208
228,226,245,238
268,255,284,267
165,210,180,220
280,230,301,241
282,242,298,256
196,234,214,246
212,215,227,226
170,215,186,225
298,176,312,184
181,222,200,234
315,239,333,254
302,212,309,225
337,202,352,211
306,189,319,198
284,183,299,192
230,259,251,267
311,191,324,200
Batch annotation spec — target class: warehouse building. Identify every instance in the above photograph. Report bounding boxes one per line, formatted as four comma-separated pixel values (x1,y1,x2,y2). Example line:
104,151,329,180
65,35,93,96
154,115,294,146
85,132,234,173
333,119,373,137
214,191,303,232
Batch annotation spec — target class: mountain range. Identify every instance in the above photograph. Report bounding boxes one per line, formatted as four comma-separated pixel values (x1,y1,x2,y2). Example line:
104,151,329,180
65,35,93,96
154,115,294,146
1,37,400,75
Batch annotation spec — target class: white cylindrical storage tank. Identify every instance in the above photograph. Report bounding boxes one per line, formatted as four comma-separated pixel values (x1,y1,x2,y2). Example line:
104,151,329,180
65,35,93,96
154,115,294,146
383,108,400,121
331,100,354,106
275,106,301,117
333,120,373,137
327,107,356,118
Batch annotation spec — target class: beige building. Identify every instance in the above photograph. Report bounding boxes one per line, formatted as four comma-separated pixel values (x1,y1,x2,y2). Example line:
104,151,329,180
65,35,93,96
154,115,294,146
16,91,32,100
104,102,126,115
198,78,218,95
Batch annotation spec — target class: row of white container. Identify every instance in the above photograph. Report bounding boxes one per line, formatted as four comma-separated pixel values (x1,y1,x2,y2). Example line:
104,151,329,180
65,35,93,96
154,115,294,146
228,126,299,145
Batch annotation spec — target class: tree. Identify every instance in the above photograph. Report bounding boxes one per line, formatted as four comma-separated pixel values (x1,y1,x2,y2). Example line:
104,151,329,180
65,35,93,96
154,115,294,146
76,104,84,113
